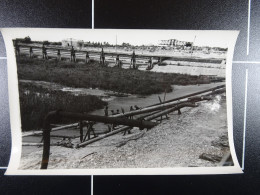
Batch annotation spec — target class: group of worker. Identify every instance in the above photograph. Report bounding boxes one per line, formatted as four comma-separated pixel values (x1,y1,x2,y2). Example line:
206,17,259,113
104,105,141,117
42,45,77,61
99,49,120,68
104,105,141,134
13,42,154,69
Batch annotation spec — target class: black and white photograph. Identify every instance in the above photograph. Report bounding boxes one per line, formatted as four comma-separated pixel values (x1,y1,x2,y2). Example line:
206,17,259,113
1,29,241,174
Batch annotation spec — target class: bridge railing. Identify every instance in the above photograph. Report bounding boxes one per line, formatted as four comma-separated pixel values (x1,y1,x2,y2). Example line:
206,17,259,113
14,42,225,63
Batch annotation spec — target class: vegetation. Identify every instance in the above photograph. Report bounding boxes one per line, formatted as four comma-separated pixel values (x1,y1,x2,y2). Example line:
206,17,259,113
19,82,107,131
17,57,211,131
14,37,61,46
17,57,208,96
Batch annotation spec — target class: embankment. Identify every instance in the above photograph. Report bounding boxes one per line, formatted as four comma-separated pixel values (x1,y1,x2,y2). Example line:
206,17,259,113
19,95,230,169
17,57,210,95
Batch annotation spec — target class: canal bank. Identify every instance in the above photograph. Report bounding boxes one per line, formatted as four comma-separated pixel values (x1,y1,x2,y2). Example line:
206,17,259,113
20,80,224,134
19,93,229,169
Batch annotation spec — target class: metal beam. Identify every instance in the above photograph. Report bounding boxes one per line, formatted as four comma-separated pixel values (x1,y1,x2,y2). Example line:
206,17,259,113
147,85,225,107
40,111,156,169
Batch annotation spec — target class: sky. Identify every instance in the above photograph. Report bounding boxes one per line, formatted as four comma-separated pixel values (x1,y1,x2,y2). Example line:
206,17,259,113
7,28,239,48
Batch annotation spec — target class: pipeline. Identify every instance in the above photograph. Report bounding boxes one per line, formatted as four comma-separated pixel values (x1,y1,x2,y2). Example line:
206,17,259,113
76,103,197,148
40,111,156,169
40,86,226,169
76,126,131,148
111,85,225,118
147,85,225,107
145,102,197,121
111,92,216,119
22,123,78,137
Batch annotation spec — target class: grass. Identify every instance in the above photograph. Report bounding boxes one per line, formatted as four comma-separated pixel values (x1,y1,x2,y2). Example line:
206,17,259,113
17,57,209,95
19,82,107,131
17,57,210,131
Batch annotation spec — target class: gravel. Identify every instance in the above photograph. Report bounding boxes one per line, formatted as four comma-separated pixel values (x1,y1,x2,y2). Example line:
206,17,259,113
19,95,232,170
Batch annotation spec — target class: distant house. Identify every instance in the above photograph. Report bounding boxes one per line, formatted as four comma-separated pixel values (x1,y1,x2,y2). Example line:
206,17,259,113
159,39,193,48
62,38,84,49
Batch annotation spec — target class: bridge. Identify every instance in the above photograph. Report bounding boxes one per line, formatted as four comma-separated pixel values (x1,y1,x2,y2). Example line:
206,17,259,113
14,42,226,71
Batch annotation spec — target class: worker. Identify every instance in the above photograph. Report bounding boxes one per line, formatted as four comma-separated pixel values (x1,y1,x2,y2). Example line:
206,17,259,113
85,51,90,63
134,105,141,110
103,106,111,132
129,106,134,119
148,57,152,69
116,109,120,115
71,46,76,62
123,128,132,136
29,47,33,58
57,49,61,61
158,57,161,65
115,54,120,67
104,106,108,116
110,110,117,129
100,48,105,66
42,44,47,59
131,51,136,69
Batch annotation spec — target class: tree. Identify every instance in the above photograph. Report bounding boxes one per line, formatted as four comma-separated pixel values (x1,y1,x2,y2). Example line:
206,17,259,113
24,36,31,43
43,40,50,45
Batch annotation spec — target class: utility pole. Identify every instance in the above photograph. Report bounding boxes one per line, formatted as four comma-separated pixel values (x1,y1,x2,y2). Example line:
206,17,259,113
191,35,196,56
116,35,117,54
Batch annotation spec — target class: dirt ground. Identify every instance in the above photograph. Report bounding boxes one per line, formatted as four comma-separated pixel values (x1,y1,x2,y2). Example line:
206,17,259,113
19,95,231,169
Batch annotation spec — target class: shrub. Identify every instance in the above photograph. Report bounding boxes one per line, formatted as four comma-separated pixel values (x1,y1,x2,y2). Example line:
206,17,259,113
17,57,208,95
19,83,107,131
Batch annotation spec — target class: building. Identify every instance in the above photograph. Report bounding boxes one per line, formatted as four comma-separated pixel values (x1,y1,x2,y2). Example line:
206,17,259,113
62,38,84,49
159,39,193,47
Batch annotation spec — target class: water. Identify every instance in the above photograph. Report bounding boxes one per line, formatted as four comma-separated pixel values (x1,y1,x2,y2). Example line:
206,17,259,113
89,82,223,117
20,79,222,116
21,79,224,133
20,79,115,99
88,82,224,133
